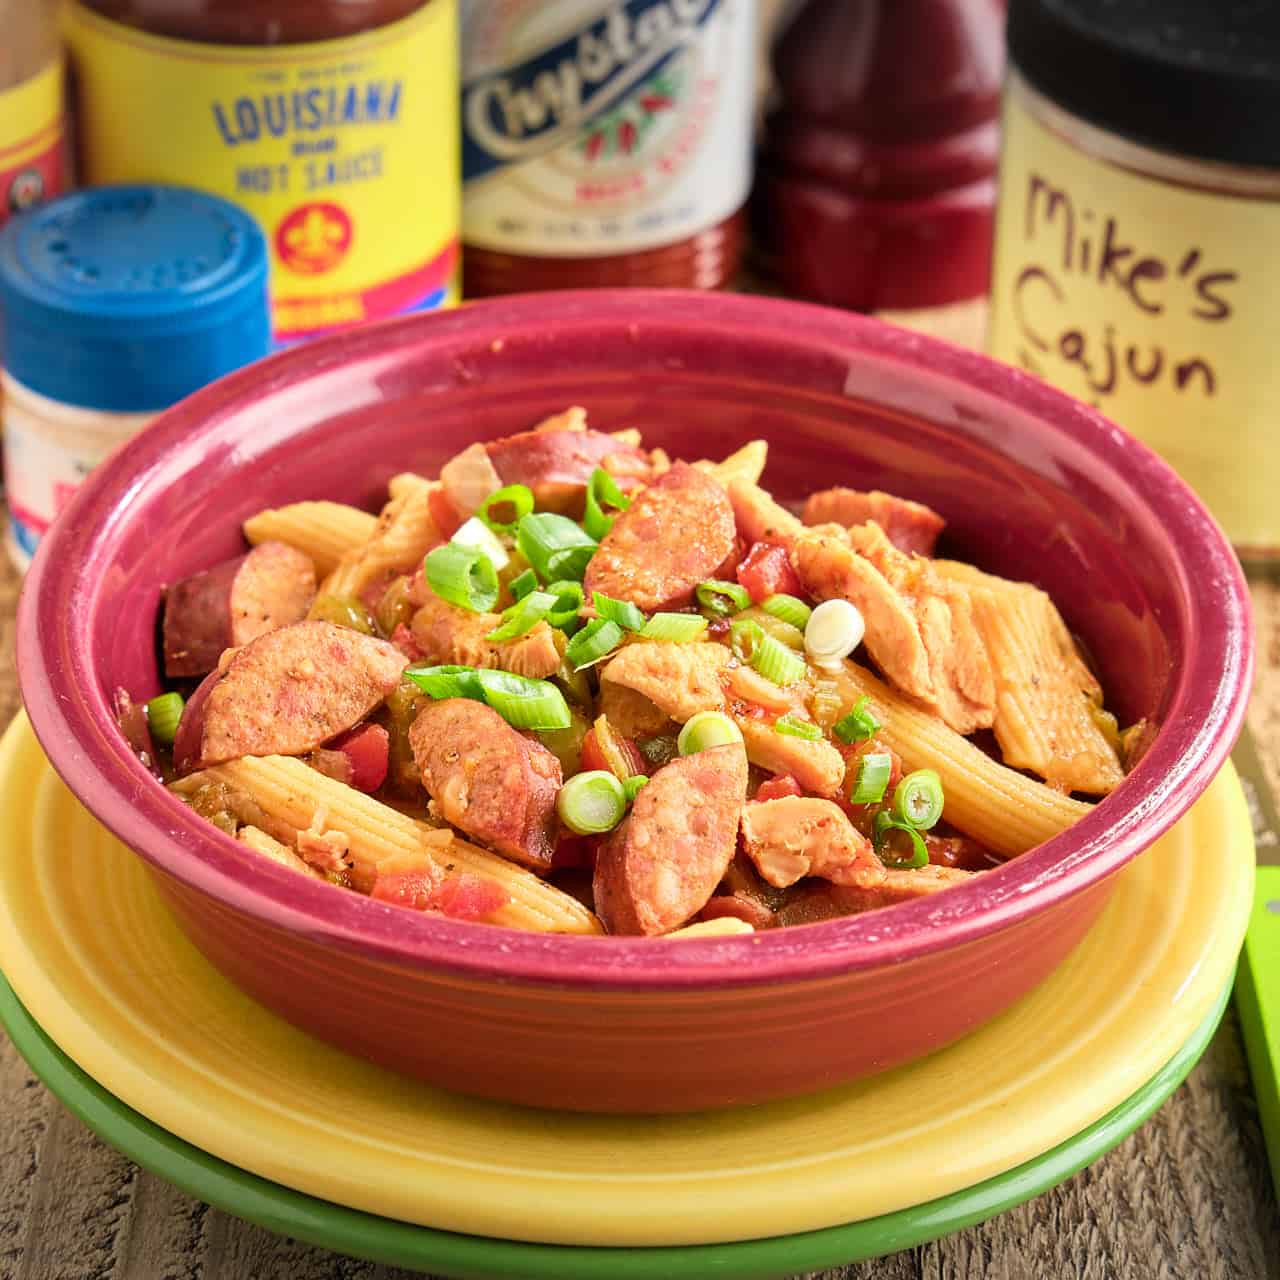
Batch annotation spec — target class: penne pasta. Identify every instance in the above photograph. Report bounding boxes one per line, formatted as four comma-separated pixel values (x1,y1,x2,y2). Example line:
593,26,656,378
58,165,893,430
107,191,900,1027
314,473,441,607
243,501,378,578
237,824,321,878
693,439,769,487
175,757,603,935
813,658,1094,858
665,917,755,939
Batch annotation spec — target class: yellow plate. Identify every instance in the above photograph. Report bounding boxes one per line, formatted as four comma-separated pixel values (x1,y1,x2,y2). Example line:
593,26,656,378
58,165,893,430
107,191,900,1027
0,714,1255,1247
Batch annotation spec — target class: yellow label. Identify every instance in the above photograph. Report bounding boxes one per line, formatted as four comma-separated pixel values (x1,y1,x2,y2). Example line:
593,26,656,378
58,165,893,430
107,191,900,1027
0,60,65,219
988,93,1280,552
64,2,459,341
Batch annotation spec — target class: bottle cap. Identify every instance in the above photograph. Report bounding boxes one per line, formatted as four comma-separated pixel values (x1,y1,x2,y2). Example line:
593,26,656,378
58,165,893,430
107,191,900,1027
1008,0,1280,169
0,184,271,412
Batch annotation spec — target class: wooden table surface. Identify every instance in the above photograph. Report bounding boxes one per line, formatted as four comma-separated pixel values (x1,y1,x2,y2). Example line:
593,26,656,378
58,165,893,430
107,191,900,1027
3,559,1280,1280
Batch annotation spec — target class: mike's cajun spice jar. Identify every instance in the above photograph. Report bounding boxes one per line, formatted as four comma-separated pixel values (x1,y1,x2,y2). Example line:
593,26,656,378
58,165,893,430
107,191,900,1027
64,0,459,344
988,0,1280,561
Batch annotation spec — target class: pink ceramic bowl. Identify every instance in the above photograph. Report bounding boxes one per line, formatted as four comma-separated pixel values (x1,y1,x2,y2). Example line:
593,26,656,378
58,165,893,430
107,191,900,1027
17,291,1252,1113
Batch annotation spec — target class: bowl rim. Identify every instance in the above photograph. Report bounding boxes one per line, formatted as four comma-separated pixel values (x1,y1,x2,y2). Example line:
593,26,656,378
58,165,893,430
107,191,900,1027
16,289,1255,990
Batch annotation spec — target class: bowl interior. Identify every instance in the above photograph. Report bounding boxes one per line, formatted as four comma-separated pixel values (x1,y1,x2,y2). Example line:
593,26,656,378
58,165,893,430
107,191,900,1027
19,291,1252,985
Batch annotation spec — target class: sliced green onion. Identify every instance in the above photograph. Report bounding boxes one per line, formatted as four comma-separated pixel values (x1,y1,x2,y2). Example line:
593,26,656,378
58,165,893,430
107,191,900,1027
773,713,823,741
404,664,487,701
891,769,944,830
556,770,627,835
696,579,751,617
474,669,571,731
677,711,743,756
509,568,538,601
451,515,510,571
566,618,625,670
623,775,649,803
593,590,646,632
517,512,598,583
478,483,534,535
145,692,185,746
873,811,930,869
311,594,374,634
849,751,893,805
424,542,499,614
640,612,708,642
834,696,882,744
730,618,807,686
583,467,631,541
485,590,558,643
544,580,585,630
761,593,812,630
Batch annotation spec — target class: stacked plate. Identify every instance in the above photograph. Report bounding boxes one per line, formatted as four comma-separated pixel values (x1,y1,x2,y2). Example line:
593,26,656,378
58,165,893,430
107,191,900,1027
0,715,1255,1279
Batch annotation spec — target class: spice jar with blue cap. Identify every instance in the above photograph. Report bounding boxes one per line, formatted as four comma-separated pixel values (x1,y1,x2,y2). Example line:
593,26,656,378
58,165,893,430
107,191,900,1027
0,183,271,571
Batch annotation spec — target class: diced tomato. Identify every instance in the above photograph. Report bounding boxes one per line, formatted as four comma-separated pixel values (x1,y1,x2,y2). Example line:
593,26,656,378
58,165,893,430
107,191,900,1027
754,774,804,802
428,874,509,922
580,727,648,780
736,542,804,604
330,722,390,793
370,871,438,911
428,487,464,539
390,622,425,662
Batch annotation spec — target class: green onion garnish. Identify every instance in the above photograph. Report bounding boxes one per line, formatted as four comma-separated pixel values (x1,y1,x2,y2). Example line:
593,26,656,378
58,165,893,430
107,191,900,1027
583,467,631,541
404,664,487,701
566,618,625,670
424,542,499,614
834,696,882,744
677,711,743,756
730,618,807,687
640,612,708,642
891,768,944,831
593,590,646,632
849,751,893,805
544,580,585,630
873,810,930,869
773,713,823,741
695,579,752,617
478,483,534,535
623,775,649,803
516,512,598,583
761,594,812,630
474,669,572,731
508,568,539,601
145,691,185,746
484,590,558,643
451,516,510,570
556,770,627,835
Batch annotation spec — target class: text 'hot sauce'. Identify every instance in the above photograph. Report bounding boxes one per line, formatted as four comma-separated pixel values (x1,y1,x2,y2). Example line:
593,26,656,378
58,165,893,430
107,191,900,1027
461,0,757,295
65,0,460,343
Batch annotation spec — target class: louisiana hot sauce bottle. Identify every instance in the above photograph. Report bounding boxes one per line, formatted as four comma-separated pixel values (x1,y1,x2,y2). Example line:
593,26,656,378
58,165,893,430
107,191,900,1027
63,0,459,343
461,0,757,295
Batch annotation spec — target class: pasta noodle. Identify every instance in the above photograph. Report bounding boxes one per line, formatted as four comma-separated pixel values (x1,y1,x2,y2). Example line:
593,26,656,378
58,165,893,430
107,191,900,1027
175,757,603,935
665,917,755,939
815,658,1093,858
243,501,378,578
694,439,769,487
237,824,321,878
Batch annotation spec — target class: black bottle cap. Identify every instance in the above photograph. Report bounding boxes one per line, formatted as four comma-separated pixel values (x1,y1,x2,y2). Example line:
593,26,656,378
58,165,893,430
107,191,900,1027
1007,0,1280,169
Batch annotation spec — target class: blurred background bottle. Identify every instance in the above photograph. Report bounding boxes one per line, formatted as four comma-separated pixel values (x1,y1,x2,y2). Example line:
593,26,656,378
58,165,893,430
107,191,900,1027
460,0,758,295
0,0,66,228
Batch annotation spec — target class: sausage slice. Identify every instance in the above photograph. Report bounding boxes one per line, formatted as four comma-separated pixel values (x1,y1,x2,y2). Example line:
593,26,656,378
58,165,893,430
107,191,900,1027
163,541,316,678
409,699,562,870
584,462,736,613
487,425,651,515
593,742,748,936
802,488,945,557
177,620,406,770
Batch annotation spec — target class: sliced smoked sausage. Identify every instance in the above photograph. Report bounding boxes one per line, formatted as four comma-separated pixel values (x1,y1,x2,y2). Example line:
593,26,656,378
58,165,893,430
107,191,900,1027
176,620,406,770
409,698,562,871
584,462,736,612
487,425,651,515
801,487,945,557
163,541,316,678
593,742,747,936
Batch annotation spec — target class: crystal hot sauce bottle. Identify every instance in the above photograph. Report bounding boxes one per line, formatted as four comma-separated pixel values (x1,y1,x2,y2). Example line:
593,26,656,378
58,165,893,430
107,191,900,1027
461,1,757,295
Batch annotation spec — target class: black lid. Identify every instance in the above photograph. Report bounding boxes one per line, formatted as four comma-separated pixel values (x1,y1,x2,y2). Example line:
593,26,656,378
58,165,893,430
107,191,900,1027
1008,0,1280,168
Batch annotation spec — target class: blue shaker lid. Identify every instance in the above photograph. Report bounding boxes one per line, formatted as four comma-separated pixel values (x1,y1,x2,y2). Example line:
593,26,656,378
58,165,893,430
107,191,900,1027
0,185,271,412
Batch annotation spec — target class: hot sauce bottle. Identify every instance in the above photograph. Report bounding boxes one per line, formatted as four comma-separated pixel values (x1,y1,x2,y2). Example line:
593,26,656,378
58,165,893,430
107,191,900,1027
461,0,758,295
0,0,65,227
755,0,1005,330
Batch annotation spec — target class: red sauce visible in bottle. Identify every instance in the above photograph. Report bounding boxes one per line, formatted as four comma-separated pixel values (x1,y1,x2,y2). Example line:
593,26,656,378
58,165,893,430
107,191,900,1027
756,0,1006,311
460,1,757,295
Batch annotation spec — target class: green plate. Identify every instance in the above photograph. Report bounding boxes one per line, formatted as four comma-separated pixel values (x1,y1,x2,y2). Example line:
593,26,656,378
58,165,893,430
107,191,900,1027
0,972,1230,1280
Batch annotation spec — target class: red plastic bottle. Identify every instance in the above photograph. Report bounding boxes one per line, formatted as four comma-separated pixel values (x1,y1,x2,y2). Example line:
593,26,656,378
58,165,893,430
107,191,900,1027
756,0,1006,314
